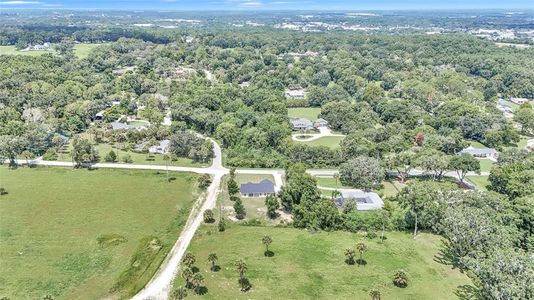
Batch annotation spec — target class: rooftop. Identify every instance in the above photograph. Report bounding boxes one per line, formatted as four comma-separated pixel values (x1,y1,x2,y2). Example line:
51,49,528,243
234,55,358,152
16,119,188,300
240,179,275,194
335,190,384,211
460,146,498,155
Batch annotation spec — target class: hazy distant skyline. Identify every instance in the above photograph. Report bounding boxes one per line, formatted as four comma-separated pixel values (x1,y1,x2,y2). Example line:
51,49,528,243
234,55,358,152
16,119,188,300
1,0,533,10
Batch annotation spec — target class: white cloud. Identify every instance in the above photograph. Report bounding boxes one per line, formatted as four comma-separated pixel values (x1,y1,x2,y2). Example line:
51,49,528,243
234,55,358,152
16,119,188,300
0,1,43,4
241,1,262,6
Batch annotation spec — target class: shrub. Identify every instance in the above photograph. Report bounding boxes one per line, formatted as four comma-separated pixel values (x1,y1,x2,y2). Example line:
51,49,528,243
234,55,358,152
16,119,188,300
393,269,409,288
104,150,117,162
121,154,133,164
218,218,226,232
198,174,212,189
203,209,215,223
233,198,246,220
42,148,58,161
366,231,377,239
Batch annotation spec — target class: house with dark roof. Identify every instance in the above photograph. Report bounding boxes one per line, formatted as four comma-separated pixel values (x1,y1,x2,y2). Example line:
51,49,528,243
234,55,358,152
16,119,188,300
314,118,328,128
240,179,276,198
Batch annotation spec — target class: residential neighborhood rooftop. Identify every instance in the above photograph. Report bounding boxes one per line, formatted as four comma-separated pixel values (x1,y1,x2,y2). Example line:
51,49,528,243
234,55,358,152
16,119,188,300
240,179,276,195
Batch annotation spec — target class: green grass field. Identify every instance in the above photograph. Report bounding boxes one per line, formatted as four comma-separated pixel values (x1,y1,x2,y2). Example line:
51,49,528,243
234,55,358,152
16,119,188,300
466,176,490,191
0,44,100,59
173,225,472,299
478,159,495,173
59,142,208,167
218,174,275,221
296,136,344,149
0,166,199,300
288,107,321,121
315,176,350,189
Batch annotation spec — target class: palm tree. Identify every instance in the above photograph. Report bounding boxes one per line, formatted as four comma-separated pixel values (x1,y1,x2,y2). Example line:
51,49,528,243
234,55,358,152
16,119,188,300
369,288,381,300
393,269,409,288
172,286,188,300
192,272,204,293
344,248,355,265
182,252,196,268
262,235,272,253
181,267,193,288
356,242,368,265
208,252,218,271
235,259,247,282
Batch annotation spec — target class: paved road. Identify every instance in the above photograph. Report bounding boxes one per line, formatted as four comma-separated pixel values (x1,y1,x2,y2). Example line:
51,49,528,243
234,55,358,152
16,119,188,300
292,127,345,142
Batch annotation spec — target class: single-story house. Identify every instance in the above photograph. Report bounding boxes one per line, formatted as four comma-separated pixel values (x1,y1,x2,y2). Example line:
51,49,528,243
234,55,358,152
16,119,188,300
285,89,306,99
291,118,314,130
314,118,328,128
527,139,534,152
496,104,513,113
149,139,170,154
239,81,250,88
334,190,384,211
459,146,498,160
509,97,529,105
240,179,276,198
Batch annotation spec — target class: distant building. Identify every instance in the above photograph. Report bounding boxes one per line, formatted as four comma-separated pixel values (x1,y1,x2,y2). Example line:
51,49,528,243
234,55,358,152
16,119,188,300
509,97,529,105
527,139,534,152
459,146,498,160
240,179,276,198
285,89,306,99
94,111,105,121
239,81,250,88
291,118,313,130
314,118,328,128
496,104,513,113
149,140,170,154
112,66,137,75
334,190,384,211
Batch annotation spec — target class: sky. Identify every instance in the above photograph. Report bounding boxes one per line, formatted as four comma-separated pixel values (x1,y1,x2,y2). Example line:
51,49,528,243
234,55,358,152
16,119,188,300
0,0,533,10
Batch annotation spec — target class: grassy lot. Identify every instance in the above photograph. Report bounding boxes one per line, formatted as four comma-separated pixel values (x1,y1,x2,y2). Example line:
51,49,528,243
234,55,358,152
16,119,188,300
0,44,100,59
0,166,199,300
378,180,407,198
466,176,490,191
314,176,350,189
296,136,344,149
173,225,472,299
288,107,321,121
478,159,495,173
469,141,487,149
59,141,208,167
218,174,275,221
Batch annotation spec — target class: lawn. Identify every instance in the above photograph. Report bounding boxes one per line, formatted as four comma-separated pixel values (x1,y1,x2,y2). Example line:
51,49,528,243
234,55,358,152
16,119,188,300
466,176,490,191
173,225,472,299
287,107,321,121
59,142,208,167
0,166,199,300
0,44,101,59
315,176,350,189
478,159,495,173
469,141,487,149
297,136,344,149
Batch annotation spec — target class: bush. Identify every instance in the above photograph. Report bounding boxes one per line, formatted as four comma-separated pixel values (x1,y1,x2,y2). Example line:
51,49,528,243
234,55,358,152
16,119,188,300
393,269,409,288
218,218,226,232
104,150,117,162
42,148,58,161
198,174,212,189
233,198,246,220
121,154,133,163
203,209,215,223
366,231,377,239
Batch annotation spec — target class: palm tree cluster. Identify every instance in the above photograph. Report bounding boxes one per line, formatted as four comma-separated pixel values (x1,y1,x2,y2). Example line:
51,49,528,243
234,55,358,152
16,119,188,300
393,269,409,288
235,259,251,292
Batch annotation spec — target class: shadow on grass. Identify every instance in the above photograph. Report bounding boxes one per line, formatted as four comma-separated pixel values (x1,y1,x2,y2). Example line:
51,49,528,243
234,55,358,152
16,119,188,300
196,286,208,295
168,177,177,182
356,259,367,266
455,284,478,300
345,258,355,265
210,265,221,272
191,266,199,273
264,250,274,257
434,240,465,271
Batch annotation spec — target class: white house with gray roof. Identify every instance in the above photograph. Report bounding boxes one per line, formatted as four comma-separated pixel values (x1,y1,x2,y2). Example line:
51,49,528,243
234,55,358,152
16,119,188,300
291,118,313,130
459,146,498,160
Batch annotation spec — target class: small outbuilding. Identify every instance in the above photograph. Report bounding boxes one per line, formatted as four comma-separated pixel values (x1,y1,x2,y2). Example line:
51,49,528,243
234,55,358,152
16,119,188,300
240,179,276,198
314,118,329,128
149,140,170,154
285,89,306,99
